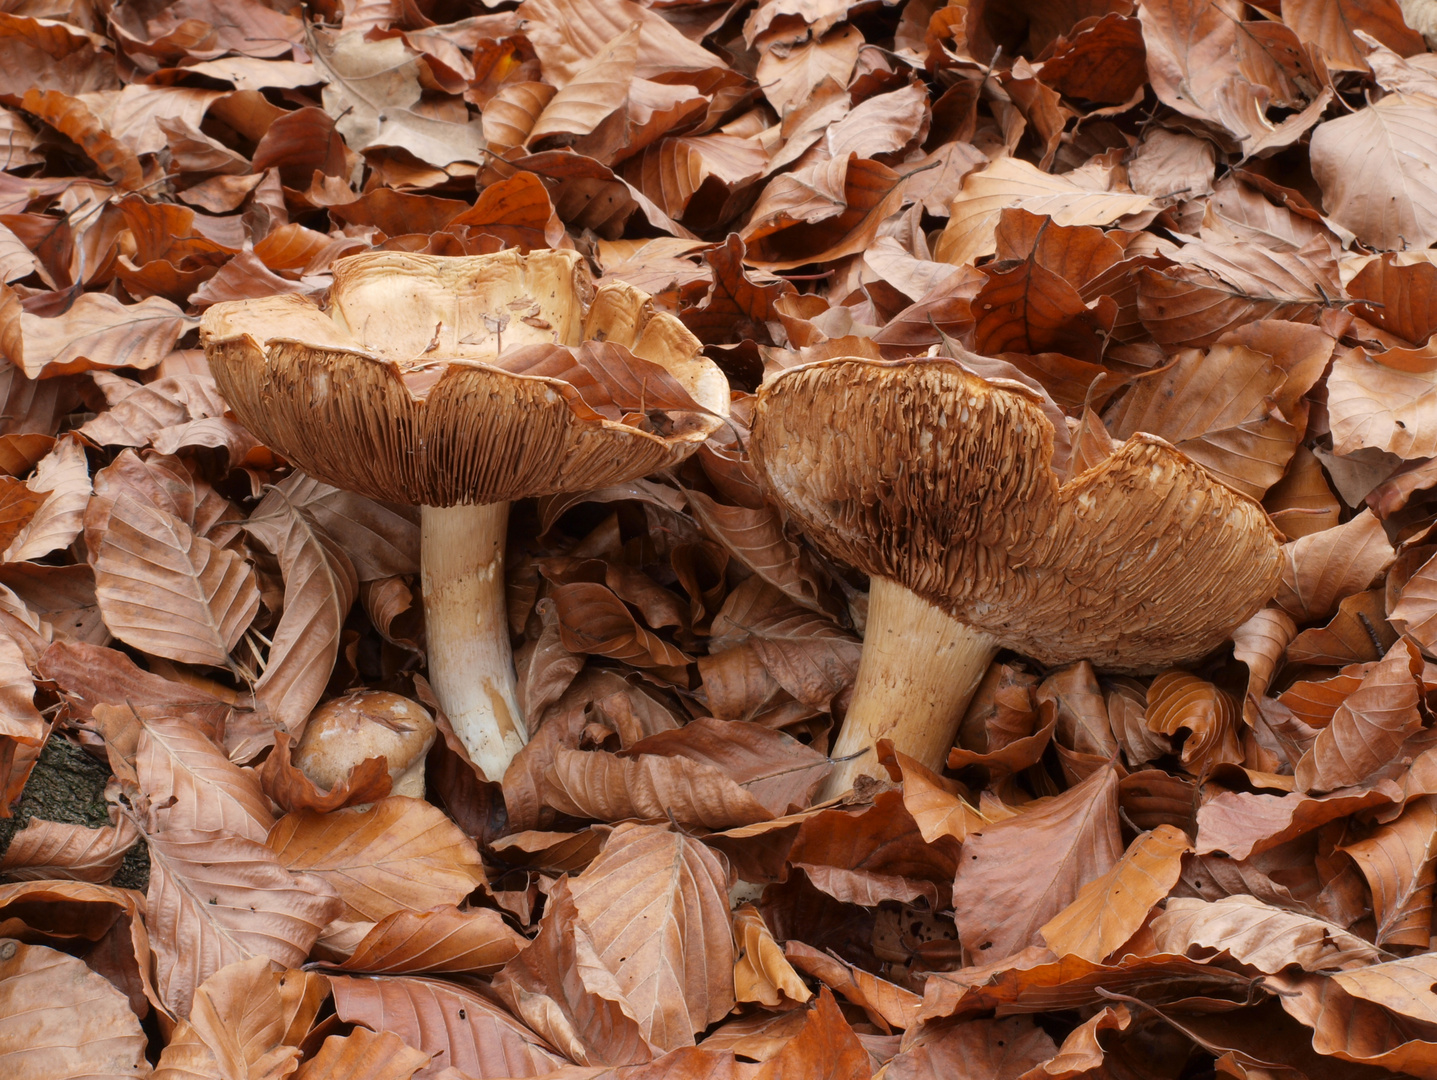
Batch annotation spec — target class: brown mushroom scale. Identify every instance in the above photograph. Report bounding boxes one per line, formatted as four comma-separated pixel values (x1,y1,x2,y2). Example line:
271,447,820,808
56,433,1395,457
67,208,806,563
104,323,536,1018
751,357,1283,798
202,250,729,781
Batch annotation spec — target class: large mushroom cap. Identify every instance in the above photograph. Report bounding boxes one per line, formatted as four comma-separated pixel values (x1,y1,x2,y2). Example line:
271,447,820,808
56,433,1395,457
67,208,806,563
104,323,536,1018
751,356,1284,674
200,249,730,506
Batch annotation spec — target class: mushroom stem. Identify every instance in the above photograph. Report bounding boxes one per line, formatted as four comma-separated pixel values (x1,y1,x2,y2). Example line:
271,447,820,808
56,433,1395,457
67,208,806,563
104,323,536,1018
420,502,526,780
821,577,998,800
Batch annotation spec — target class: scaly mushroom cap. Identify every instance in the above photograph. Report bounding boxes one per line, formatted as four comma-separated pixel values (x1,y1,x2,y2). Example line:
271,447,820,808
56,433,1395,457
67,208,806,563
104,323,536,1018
751,356,1284,674
200,249,730,506
293,690,437,798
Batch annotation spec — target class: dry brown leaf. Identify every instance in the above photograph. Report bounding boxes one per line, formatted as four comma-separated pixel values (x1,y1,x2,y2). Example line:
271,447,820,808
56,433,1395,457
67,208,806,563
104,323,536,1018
1038,824,1192,963
951,765,1123,962
752,988,870,1080
568,823,735,1051
0,939,149,1079
551,582,691,669
154,956,323,1080
95,492,260,668
135,709,273,840
1274,508,1396,623
1295,636,1424,793
1328,344,1437,460
0,815,138,883
936,156,1153,269
528,26,638,145
268,797,487,922
1283,0,1425,72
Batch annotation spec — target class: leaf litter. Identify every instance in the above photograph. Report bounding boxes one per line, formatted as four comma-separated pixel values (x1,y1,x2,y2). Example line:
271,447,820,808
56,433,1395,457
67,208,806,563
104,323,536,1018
3,0,1437,1076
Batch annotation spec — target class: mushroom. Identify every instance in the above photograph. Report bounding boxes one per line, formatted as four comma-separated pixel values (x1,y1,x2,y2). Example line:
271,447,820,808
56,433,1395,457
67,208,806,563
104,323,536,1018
201,249,729,779
293,690,437,799
750,357,1284,798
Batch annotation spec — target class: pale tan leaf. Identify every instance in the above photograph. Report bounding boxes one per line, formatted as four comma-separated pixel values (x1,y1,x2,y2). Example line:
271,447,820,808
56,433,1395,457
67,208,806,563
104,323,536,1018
1332,953,1437,1025
1310,93,1437,251
753,27,862,115
1039,824,1192,963
0,940,150,1080
516,0,729,86
568,822,735,1051
1329,344,1437,459
0,815,138,883
1149,895,1382,973
95,493,260,667
1273,508,1396,623
733,904,810,1008
267,797,487,922
528,26,638,144
4,435,91,563
310,30,486,166
18,293,192,379
482,82,556,152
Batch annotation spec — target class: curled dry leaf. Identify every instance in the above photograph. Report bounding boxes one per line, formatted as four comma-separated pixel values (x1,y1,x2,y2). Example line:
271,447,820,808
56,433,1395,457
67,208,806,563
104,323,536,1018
4,435,91,563
783,940,921,1031
1340,795,1437,948
733,903,810,1008
244,492,360,734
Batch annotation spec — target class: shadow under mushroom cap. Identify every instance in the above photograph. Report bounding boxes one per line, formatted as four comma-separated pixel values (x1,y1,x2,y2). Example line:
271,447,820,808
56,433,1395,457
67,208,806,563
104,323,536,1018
751,356,1285,674
200,249,730,507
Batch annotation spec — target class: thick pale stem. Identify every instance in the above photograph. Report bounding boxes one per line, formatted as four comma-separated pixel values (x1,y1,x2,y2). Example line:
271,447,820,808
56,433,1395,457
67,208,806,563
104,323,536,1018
421,502,526,781
821,577,999,800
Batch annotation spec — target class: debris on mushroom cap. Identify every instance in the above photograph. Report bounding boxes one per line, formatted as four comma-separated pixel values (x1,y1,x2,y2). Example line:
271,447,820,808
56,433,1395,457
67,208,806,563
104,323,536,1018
292,690,437,799
198,249,730,507
751,356,1285,674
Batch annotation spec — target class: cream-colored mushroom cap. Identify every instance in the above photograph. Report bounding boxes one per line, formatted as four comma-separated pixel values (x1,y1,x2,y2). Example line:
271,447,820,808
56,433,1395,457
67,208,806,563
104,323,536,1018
293,690,437,799
199,248,730,506
751,356,1285,673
